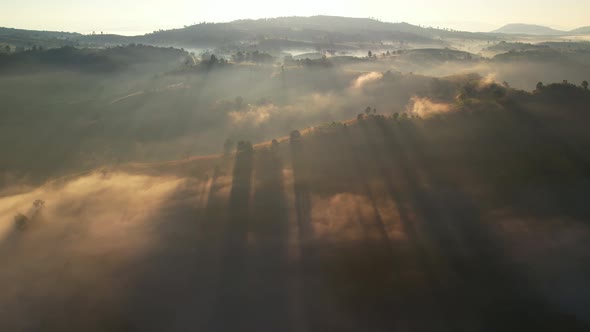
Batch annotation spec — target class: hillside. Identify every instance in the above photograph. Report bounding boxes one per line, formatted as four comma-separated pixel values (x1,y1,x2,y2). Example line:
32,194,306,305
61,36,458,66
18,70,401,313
1,16,501,51
493,23,565,35
2,79,590,331
571,26,590,34
138,16,496,48
6,17,590,53
0,44,188,73
0,27,82,49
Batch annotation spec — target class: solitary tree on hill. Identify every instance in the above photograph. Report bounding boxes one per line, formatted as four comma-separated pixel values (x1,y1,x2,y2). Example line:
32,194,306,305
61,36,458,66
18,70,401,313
582,81,589,90
290,130,302,143
209,54,218,65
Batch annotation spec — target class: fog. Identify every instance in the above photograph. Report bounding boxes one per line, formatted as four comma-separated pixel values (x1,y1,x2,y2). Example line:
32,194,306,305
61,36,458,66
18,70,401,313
6,58,586,187
2,19,590,331
2,129,589,329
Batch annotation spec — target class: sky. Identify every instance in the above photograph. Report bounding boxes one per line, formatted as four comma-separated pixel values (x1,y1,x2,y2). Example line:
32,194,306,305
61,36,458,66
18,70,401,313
1,0,588,35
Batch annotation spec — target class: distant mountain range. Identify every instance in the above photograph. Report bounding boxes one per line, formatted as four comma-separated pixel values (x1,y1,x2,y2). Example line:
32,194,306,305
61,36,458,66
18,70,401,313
2,17,590,51
122,16,499,48
493,23,590,36
1,16,497,50
571,26,590,34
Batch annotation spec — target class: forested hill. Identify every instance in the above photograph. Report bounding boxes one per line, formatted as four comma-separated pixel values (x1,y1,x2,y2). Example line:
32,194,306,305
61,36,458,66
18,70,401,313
2,16,498,49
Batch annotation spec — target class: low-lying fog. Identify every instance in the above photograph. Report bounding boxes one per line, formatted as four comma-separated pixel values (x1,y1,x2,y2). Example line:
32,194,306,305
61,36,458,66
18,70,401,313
1,159,588,330
1,35,590,330
2,49,589,186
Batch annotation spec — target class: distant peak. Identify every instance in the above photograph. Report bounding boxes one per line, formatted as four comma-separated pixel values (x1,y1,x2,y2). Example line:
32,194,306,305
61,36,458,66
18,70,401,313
493,23,565,35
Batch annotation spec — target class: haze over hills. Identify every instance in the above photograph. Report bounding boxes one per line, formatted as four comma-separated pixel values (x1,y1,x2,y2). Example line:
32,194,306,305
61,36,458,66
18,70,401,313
2,16,498,50
3,16,590,52
493,23,565,35
101,15,507,49
0,27,82,49
492,23,590,35
571,26,590,34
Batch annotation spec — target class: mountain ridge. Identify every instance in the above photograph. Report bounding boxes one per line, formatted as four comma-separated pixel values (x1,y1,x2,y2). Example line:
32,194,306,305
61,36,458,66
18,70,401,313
492,23,590,35
2,16,496,49
3,17,590,50
492,23,565,35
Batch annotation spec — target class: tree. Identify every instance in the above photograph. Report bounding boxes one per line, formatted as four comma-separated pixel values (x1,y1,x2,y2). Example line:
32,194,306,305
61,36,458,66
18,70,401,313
368,51,372,58
290,130,302,143
233,51,245,62
209,54,218,65
365,106,372,115
582,81,589,90
536,82,544,91
223,138,235,155
236,140,253,154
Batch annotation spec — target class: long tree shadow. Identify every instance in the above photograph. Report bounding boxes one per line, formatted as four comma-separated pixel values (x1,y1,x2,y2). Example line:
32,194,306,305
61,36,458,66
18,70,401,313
290,131,313,244
361,117,460,331
208,141,255,331
346,122,393,247
127,163,234,331
289,130,324,332
499,100,590,220
335,122,416,331
249,144,291,331
394,118,589,331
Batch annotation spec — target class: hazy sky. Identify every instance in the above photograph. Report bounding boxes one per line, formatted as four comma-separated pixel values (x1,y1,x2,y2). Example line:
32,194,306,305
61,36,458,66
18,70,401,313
1,0,588,34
